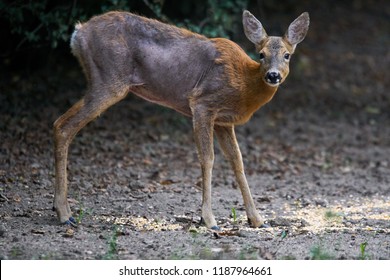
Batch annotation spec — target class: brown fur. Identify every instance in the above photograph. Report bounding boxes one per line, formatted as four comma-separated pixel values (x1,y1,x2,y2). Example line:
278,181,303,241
212,38,277,125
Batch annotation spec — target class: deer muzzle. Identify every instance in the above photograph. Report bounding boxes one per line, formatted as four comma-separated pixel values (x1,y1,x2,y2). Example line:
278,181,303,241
265,71,282,86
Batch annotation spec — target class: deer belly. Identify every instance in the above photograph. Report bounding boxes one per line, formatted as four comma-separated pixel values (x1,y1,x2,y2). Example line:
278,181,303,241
129,86,192,117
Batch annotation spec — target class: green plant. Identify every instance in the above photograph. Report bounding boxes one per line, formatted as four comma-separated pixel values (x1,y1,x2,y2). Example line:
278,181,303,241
1,0,133,51
76,208,85,224
238,246,259,260
281,255,296,260
310,245,334,260
177,0,248,39
75,194,93,224
9,246,23,258
360,242,368,260
199,247,214,259
104,226,118,260
2,1,83,49
231,207,237,224
204,0,248,38
324,210,343,223
280,230,288,239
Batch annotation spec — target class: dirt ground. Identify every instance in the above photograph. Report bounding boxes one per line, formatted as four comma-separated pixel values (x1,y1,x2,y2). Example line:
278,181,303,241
1,2,389,260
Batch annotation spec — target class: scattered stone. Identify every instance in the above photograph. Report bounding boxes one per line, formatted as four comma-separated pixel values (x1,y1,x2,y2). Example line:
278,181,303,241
314,198,329,207
269,217,292,227
257,196,271,203
63,228,74,238
0,225,6,237
31,229,45,235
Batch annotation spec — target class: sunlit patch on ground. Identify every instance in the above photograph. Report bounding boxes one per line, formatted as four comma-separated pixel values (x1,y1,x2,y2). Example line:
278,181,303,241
94,196,389,237
280,196,390,235
96,215,184,231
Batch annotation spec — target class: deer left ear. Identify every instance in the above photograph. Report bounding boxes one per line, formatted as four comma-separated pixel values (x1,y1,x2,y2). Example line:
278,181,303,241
284,12,310,51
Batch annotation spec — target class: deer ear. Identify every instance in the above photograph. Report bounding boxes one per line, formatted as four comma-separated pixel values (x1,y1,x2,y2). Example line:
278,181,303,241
243,10,267,45
284,12,310,50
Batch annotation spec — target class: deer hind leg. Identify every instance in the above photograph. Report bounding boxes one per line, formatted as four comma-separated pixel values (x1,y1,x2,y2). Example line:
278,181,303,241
53,87,128,225
215,125,264,227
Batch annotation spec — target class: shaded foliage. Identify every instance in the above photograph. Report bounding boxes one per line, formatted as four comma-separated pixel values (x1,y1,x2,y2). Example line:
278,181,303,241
1,0,249,55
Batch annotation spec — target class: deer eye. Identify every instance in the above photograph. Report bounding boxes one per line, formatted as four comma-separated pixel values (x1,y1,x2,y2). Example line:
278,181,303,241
259,52,265,60
284,53,290,60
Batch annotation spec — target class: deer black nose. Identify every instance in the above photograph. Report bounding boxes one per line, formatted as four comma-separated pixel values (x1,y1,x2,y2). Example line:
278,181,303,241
265,72,281,84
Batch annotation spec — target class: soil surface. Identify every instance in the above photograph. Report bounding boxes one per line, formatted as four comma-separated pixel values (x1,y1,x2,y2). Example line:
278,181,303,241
1,2,389,260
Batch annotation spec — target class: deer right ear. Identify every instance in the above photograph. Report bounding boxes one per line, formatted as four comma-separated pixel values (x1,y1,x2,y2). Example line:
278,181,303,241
243,10,267,46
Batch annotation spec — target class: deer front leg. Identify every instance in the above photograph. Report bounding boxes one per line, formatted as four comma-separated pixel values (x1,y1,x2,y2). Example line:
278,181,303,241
191,109,219,230
215,125,264,227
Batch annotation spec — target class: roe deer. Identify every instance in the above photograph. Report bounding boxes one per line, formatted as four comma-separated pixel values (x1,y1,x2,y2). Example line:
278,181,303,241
53,10,309,229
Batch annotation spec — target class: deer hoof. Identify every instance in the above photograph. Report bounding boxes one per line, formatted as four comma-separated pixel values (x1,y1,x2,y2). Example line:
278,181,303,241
63,217,77,227
259,223,271,228
200,217,220,230
211,225,221,231
247,217,265,228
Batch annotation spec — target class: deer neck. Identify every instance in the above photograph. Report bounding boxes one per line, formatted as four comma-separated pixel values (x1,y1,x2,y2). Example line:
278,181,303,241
243,61,278,112
212,39,278,110
212,38,279,123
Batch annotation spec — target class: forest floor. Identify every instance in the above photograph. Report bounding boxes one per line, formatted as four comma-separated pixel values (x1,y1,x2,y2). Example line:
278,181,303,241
1,2,389,259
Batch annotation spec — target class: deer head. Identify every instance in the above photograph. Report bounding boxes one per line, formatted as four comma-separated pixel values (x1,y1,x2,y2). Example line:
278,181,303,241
243,10,310,87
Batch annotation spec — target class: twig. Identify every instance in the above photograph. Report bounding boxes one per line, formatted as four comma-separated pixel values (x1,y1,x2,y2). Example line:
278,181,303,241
68,0,78,25
129,193,148,200
142,0,169,22
0,193,9,202
16,23,44,51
